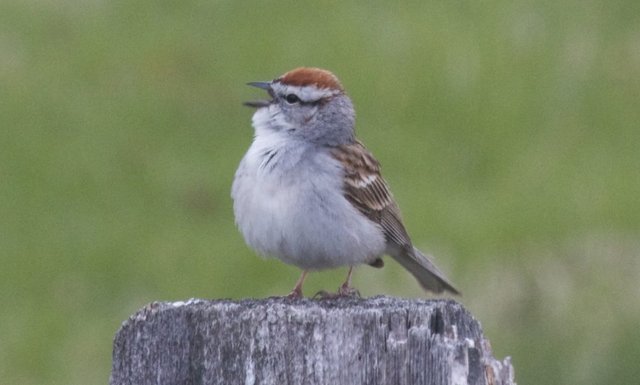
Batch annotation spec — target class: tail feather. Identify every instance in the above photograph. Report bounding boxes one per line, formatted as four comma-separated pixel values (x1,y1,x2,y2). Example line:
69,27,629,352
390,247,460,295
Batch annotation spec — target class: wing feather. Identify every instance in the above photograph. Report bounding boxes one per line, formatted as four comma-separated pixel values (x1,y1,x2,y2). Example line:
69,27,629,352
330,140,460,294
331,141,412,251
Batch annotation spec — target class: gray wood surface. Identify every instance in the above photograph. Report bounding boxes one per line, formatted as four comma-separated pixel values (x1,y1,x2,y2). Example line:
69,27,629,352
110,296,515,385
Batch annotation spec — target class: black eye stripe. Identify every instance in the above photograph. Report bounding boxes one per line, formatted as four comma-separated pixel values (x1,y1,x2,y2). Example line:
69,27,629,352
281,94,323,107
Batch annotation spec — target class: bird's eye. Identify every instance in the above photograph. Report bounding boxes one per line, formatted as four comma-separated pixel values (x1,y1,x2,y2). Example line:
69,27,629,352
285,94,301,104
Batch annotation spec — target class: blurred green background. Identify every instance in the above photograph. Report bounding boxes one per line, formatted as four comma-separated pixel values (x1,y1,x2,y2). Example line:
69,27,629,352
2,0,639,384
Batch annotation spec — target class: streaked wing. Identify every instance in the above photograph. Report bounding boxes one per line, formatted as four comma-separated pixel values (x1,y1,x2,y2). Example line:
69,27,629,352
331,141,412,251
331,140,460,294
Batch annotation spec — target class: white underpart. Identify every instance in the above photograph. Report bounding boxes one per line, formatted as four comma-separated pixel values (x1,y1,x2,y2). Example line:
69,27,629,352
273,83,340,102
231,108,386,270
251,103,295,135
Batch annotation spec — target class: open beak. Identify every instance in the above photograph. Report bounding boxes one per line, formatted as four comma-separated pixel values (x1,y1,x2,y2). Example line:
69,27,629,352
244,81,273,108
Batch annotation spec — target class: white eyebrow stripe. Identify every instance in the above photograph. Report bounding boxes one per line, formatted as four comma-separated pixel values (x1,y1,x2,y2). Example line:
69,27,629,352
272,83,340,103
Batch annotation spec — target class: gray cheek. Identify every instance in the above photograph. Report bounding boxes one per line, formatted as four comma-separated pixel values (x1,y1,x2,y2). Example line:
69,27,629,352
303,107,318,124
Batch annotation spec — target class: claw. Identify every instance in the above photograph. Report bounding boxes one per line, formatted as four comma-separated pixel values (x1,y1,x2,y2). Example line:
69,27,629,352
338,284,361,298
286,287,303,300
312,290,333,299
312,285,361,300
311,266,362,299
285,270,308,299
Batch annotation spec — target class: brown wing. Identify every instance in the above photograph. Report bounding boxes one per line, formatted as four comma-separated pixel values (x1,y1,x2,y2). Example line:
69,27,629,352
330,141,413,252
331,141,461,294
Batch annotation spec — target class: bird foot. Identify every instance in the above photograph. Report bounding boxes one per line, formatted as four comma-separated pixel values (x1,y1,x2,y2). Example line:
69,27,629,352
285,287,304,300
313,285,361,299
338,284,361,298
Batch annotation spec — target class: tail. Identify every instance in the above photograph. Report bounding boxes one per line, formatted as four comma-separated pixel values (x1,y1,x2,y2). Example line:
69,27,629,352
390,246,460,295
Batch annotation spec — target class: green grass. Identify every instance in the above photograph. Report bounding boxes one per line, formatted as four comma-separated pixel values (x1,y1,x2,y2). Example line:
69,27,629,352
1,1,639,384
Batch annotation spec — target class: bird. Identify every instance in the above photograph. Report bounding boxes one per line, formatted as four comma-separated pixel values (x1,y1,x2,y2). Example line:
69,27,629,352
231,67,459,298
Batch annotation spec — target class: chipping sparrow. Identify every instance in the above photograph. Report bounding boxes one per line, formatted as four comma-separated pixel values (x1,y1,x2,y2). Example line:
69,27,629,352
232,67,459,297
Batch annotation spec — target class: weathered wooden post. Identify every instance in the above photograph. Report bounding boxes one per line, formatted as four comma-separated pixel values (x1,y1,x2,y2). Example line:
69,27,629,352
109,296,515,385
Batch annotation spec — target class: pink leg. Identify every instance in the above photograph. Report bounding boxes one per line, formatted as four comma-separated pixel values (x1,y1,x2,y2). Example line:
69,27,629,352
287,271,308,299
338,266,360,297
